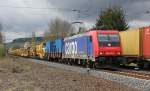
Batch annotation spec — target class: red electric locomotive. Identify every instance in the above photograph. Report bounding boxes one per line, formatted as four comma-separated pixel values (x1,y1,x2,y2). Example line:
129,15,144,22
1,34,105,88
88,30,121,67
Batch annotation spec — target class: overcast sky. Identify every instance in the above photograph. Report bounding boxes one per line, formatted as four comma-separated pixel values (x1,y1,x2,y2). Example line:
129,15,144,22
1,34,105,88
0,0,150,42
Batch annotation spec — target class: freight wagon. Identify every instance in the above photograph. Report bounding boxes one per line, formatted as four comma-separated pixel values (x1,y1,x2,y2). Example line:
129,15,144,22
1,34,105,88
63,30,121,67
45,39,63,61
119,27,150,68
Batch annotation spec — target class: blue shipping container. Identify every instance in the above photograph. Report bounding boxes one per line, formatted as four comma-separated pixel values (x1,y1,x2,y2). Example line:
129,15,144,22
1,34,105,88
51,41,55,52
45,41,51,53
45,41,55,53
55,39,64,53
45,39,64,53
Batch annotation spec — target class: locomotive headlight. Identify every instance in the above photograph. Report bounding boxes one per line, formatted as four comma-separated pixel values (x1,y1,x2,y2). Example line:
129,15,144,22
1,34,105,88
99,52,103,55
117,52,121,55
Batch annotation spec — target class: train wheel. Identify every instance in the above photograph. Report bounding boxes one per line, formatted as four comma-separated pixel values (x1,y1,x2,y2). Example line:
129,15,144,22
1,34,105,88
67,59,69,65
81,59,86,67
94,59,104,69
80,59,85,67
47,55,50,61
144,62,150,70
89,61,93,68
59,58,62,63
69,59,73,65
92,61,96,69
86,59,90,68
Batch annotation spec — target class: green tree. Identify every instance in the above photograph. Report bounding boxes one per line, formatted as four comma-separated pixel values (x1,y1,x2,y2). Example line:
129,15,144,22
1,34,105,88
95,6,129,31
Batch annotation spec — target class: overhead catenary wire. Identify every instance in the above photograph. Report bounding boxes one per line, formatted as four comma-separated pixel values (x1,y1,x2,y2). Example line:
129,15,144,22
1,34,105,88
0,5,81,12
0,5,89,20
0,5,91,20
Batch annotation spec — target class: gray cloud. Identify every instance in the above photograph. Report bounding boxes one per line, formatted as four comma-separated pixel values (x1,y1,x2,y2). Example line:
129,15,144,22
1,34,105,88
0,0,150,42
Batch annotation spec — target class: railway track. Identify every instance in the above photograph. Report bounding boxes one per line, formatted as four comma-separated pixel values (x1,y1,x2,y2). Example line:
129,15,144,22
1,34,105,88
70,64,149,80
101,68,150,80
65,64,150,80
42,60,150,80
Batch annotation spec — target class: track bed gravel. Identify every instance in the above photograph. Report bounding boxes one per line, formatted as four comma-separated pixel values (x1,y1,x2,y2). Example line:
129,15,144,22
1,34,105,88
0,57,138,91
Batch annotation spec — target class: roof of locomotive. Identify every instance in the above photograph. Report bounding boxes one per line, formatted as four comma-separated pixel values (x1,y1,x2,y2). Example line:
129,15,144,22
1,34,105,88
88,30,119,34
64,33,88,41
64,30,119,41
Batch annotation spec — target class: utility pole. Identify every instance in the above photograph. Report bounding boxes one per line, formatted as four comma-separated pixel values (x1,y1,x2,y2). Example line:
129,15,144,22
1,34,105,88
72,22,84,33
31,31,36,56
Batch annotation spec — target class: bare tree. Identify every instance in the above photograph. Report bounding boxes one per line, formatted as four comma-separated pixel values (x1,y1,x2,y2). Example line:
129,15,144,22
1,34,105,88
44,30,52,41
44,18,75,41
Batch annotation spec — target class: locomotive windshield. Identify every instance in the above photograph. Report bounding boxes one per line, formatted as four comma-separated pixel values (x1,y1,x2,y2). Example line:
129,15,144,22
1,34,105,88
98,34,120,47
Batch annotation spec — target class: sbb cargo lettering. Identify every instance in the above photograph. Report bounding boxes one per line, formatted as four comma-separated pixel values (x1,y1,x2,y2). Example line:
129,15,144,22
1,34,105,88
65,41,77,55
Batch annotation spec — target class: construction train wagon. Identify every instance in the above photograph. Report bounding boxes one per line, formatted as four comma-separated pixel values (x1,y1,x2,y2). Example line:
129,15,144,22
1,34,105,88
119,26,150,68
36,42,45,59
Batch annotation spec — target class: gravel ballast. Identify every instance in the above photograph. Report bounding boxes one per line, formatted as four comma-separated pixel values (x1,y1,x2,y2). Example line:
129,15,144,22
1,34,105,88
0,57,138,91
26,58,150,91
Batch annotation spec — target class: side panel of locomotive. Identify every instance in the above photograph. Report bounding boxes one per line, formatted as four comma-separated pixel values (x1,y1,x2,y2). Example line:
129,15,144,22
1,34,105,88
62,34,93,60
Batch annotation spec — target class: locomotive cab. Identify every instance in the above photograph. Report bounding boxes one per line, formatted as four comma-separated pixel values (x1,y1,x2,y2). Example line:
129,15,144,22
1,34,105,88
98,31,121,56
88,30,121,65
